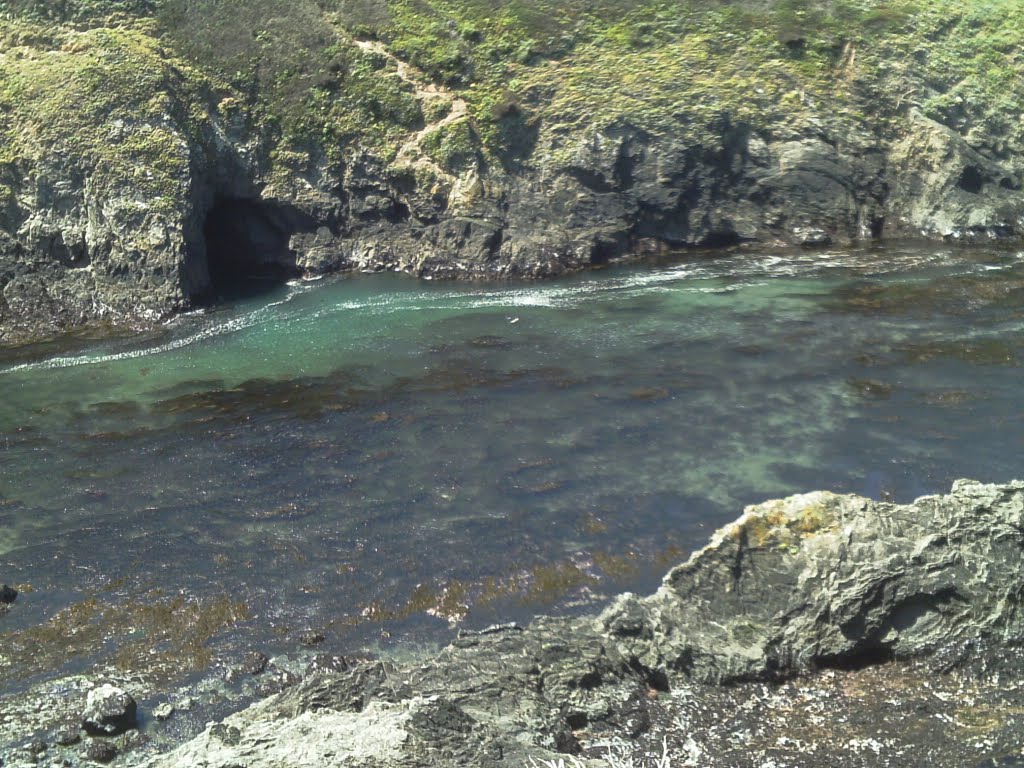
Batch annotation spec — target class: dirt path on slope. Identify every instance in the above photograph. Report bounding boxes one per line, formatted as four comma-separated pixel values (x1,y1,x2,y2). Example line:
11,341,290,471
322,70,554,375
352,39,469,174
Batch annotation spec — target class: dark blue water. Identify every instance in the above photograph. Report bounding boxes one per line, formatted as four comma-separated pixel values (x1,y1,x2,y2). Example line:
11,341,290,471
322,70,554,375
1,243,1023,699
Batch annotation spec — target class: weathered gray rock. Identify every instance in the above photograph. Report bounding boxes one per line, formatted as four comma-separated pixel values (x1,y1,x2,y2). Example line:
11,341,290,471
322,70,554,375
85,740,117,763
53,725,82,747
602,478,1024,683
81,685,137,737
151,704,174,723
224,651,269,683
887,110,1024,240
141,480,1024,768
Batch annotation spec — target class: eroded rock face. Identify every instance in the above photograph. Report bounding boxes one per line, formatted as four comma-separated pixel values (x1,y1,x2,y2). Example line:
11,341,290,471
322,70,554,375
4,73,1024,346
601,479,1024,683
141,480,1024,768
887,111,1024,240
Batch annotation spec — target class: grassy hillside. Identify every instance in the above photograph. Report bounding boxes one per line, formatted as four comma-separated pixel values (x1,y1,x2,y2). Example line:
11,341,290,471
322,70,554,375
3,0,1024,180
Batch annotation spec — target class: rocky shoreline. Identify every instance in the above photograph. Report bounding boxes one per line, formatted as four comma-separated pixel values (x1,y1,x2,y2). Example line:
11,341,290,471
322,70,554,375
6,479,1024,766
4,104,1020,349
4,2,1024,346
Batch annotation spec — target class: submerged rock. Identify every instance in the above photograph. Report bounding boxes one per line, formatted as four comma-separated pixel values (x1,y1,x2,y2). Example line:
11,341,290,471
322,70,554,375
0,585,15,617
142,480,1024,768
224,651,269,683
81,685,137,737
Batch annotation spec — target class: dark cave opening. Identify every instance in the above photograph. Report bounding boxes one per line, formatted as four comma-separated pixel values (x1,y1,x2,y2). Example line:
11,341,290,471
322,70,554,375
816,643,895,672
202,197,302,301
957,165,986,195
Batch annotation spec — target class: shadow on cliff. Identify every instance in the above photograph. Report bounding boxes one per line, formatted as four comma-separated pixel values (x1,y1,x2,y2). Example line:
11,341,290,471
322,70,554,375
200,197,310,302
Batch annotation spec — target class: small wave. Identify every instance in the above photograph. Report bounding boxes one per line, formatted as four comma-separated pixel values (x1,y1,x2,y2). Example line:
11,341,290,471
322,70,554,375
4,248,996,375
0,290,304,375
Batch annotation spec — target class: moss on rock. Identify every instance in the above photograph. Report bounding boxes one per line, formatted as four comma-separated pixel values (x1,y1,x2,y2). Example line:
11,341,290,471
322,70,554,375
421,118,480,174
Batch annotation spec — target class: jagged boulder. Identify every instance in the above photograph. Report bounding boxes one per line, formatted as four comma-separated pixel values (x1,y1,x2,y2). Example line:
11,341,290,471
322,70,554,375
602,479,1024,683
82,684,138,737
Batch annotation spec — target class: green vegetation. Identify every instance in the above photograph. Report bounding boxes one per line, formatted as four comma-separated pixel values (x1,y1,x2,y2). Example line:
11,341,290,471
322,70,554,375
421,118,480,173
1,0,1024,211
0,21,205,212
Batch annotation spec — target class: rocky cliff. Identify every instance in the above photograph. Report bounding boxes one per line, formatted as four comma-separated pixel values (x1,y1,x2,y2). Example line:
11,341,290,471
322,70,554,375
2,0,1024,345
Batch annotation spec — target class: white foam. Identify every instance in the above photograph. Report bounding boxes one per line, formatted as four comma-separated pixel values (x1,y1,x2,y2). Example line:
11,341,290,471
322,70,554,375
2,249,1006,376
1,289,304,375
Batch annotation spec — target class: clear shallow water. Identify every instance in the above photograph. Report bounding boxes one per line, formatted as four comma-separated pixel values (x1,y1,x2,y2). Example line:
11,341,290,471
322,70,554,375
2,243,1024,695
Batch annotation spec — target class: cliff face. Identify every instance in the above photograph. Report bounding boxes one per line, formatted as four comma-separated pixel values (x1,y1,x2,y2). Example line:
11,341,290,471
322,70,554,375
2,0,1024,345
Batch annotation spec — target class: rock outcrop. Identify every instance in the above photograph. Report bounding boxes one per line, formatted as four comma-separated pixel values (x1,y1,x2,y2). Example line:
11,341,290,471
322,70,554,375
602,479,1024,682
137,480,1024,768
0,584,16,618
5,104,1019,349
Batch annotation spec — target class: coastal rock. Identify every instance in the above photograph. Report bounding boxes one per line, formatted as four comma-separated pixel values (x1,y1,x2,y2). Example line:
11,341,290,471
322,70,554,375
887,111,1024,240
601,479,1024,683
81,685,137,737
0,585,15,617
84,740,117,763
144,480,1024,768
224,651,269,683
297,631,325,648
53,725,82,747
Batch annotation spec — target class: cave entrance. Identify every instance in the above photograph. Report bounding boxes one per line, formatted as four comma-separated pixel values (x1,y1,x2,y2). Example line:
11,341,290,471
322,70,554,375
202,197,301,301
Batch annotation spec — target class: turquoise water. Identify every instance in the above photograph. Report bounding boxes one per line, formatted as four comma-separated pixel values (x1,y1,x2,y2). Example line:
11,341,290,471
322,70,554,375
2,243,1024,691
